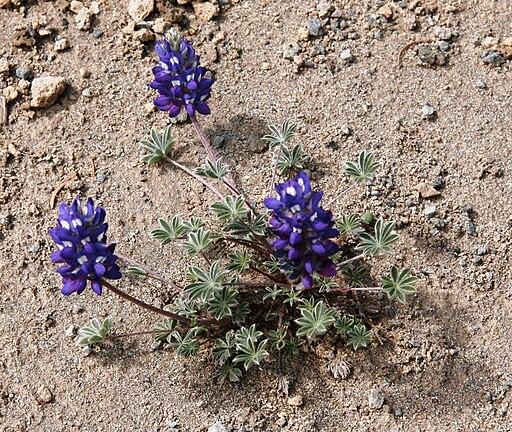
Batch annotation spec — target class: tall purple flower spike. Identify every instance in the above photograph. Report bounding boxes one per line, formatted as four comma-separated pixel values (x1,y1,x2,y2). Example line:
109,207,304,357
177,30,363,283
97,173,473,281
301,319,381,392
151,29,213,118
49,197,122,296
264,172,339,289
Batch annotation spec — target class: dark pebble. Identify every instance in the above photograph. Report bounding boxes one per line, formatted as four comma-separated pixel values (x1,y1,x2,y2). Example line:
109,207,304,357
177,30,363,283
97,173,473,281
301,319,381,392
92,28,104,38
473,256,483,266
15,65,33,80
465,222,476,234
308,19,325,37
481,51,505,65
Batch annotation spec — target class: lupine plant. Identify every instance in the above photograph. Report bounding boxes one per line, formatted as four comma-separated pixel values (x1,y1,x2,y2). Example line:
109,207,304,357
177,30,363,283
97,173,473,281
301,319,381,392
50,29,418,383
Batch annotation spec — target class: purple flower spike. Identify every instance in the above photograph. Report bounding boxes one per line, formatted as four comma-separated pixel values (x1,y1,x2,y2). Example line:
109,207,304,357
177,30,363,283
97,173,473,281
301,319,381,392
49,196,122,296
265,172,339,289
151,29,213,119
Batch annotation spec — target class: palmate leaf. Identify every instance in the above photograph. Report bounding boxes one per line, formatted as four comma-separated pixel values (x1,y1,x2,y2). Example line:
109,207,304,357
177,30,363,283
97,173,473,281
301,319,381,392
213,330,236,365
181,217,204,234
347,324,372,350
340,264,369,288
233,338,269,371
263,285,283,301
185,261,229,301
139,125,175,164
226,249,252,274
208,287,239,320
345,151,380,184
195,157,230,180
381,266,418,304
76,317,112,346
334,315,357,337
125,266,148,277
268,327,288,351
277,144,309,175
314,276,339,292
165,327,204,357
179,227,215,254
235,324,263,344
355,219,399,256
150,216,184,245
224,213,267,238
216,361,242,384
173,298,197,317
337,215,363,237
295,300,336,339
153,318,177,342
210,195,249,223
262,119,297,149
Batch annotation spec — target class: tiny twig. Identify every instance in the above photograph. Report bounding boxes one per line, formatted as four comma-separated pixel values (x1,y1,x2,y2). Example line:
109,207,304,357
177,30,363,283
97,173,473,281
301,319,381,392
325,183,357,208
165,156,225,200
337,253,365,268
91,158,96,177
50,175,77,209
397,39,433,66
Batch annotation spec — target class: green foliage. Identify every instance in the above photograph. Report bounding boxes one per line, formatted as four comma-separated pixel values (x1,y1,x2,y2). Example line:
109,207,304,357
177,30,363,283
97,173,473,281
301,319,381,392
125,266,148,277
347,324,372,350
262,119,297,149
140,125,175,164
345,151,380,184
340,264,369,287
356,219,399,256
216,362,242,384
337,214,363,237
153,318,177,342
233,325,269,371
226,249,252,274
268,327,288,351
315,276,339,292
213,330,236,365
208,287,239,320
165,327,204,357
181,217,204,234
185,261,229,301
263,285,283,301
150,216,184,245
295,300,336,339
277,144,309,175
76,317,112,346
195,157,229,180
180,227,215,254
210,195,249,223
173,299,197,317
381,266,418,303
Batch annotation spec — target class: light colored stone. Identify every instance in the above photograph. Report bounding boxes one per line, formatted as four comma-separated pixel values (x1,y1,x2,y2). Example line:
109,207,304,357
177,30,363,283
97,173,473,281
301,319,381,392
90,1,100,14
368,388,385,409
287,395,304,406
414,182,440,198
36,386,53,404
75,7,92,30
152,18,171,34
54,38,70,51
69,0,83,13
128,0,154,22
133,28,154,42
2,86,18,102
482,36,499,49
193,1,219,22
377,4,393,19
0,58,9,77
30,76,67,108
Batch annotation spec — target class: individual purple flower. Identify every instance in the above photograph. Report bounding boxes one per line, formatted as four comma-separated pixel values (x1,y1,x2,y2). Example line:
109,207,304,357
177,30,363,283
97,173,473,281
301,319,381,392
264,172,339,289
49,197,122,296
150,29,213,118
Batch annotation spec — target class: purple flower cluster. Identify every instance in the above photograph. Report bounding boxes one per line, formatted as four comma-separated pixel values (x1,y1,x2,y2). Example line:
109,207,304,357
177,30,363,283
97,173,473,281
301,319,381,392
264,173,339,289
151,29,213,118
49,197,121,296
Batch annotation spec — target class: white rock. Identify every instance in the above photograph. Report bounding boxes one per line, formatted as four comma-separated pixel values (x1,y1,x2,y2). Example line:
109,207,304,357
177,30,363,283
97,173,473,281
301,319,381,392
75,7,92,30
2,86,19,102
193,1,219,22
69,0,83,13
30,76,67,108
54,38,70,51
128,0,154,22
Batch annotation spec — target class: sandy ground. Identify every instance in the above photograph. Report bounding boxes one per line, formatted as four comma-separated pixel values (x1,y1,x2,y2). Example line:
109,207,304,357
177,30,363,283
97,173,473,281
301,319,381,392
1,0,511,431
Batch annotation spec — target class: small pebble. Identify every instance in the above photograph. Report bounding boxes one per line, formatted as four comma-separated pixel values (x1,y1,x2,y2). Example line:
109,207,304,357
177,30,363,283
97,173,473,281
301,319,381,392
92,28,104,38
82,88,92,98
82,346,92,356
212,135,225,148
288,395,304,406
481,50,505,65
340,124,351,136
421,103,436,119
476,246,487,256
476,79,487,89
36,386,53,404
65,325,76,337
15,65,33,80
473,256,483,266
368,388,385,409
208,424,228,432
424,205,437,218
465,222,476,235
308,19,325,37
339,48,354,63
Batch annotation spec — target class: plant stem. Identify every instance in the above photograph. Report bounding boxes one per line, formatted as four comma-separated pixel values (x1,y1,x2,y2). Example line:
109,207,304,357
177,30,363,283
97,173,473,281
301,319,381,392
190,114,217,162
325,286,383,293
268,145,283,197
117,253,183,292
223,281,291,288
249,264,286,284
106,329,171,341
325,183,357,208
101,279,191,324
165,156,225,200
337,253,365,268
